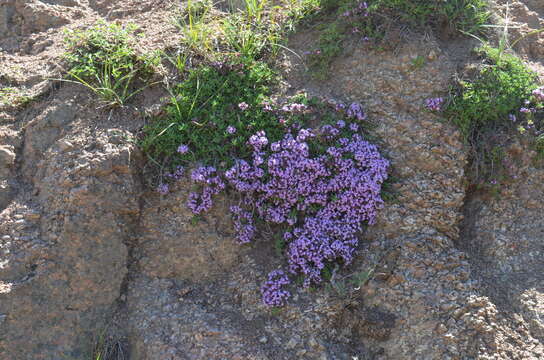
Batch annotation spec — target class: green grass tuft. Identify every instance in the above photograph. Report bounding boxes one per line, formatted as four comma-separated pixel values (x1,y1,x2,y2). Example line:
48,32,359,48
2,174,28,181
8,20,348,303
307,0,490,77
375,0,489,33
63,21,160,107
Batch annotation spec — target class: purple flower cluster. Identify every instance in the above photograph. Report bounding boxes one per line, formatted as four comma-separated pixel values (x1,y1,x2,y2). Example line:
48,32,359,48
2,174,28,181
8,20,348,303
177,144,189,154
166,165,185,180
225,121,389,292
183,100,389,306
187,166,225,214
261,270,291,307
156,183,169,195
230,205,255,244
515,86,544,135
343,1,369,17
346,102,367,121
248,130,269,150
227,125,237,134
532,87,544,102
262,101,273,112
335,102,346,111
425,97,444,111
281,103,308,113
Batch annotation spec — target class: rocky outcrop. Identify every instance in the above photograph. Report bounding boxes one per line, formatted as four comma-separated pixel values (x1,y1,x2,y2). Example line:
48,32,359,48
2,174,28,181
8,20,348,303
495,0,544,71
0,95,142,358
0,144,16,209
137,182,241,281
458,139,544,359
127,32,476,360
0,1,543,359
0,0,78,38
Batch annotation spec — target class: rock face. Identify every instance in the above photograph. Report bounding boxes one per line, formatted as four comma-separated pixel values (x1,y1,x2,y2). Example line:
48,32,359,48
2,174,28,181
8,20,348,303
458,140,544,359
0,93,142,358
0,0,77,38
0,144,16,209
137,182,241,281
498,0,544,64
0,1,544,359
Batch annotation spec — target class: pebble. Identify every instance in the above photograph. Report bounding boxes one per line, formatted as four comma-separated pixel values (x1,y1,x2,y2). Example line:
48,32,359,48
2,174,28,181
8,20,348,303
436,324,448,334
58,140,74,152
285,338,298,349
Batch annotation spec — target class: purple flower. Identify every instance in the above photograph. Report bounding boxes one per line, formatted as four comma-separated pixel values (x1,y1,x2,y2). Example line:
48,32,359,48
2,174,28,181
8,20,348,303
509,114,517,122
187,166,225,214
520,107,531,113
335,103,346,112
227,126,237,134
271,142,281,152
425,97,444,112
261,270,291,307
532,87,544,102
238,102,249,111
248,131,268,150
262,101,273,112
296,128,313,142
282,103,307,113
230,205,255,244
181,99,389,306
347,102,367,121
166,166,185,180
156,183,169,195
177,144,189,154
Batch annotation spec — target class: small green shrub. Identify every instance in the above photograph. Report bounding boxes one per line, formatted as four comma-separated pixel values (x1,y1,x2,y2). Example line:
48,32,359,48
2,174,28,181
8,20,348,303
176,0,217,53
324,265,374,297
141,58,291,167
442,46,543,187
222,16,270,59
445,46,538,140
63,21,159,106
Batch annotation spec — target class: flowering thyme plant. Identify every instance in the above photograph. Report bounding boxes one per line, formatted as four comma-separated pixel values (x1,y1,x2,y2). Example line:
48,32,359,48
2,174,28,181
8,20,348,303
182,100,389,306
513,86,544,136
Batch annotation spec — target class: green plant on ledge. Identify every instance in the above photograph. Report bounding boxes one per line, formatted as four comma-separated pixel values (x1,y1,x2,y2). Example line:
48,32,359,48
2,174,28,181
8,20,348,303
441,45,543,188
306,0,489,78
63,21,160,107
